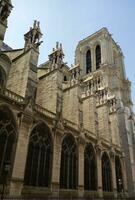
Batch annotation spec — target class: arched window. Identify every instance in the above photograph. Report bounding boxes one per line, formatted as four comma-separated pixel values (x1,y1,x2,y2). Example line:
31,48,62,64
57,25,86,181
84,143,97,190
0,106,16,184
96,45,101,69
115,156,124,192
60,134,77,189
102,152,112,192
0,67,6,87
86,50,92,73
24,122,52,187
64,75,67,82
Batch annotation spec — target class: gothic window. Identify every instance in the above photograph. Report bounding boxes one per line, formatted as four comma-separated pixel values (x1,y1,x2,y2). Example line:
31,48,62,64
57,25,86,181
84,143,97,190
115,156,124,192
86,50,92,73
96,45,101,69
0,106,16,184
102,152,112,192
60,134,77,189
0,67,6,87
64,75,67,82
24,122,52,187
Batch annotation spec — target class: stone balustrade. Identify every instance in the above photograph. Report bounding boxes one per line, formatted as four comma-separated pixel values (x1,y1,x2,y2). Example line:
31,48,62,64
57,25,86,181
0,87,24,103
96,89,108,106
63,118,79,131
34,104,56,119
108,97,117,113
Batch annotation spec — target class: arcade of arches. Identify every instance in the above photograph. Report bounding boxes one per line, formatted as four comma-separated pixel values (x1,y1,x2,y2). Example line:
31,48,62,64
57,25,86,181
0,106,125,197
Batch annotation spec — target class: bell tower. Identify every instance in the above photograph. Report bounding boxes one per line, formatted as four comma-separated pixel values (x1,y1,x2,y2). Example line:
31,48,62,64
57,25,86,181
0,0,13,48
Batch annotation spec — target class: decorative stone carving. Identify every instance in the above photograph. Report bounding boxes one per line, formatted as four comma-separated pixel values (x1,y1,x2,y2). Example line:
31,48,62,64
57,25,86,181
48,42,64,70
0,0,13,22
24,20,43,51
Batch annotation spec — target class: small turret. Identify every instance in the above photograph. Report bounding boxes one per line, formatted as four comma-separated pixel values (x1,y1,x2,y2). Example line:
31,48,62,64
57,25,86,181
49,42,64,68
6,20,43,99
0,0,13,48
24,20,43,51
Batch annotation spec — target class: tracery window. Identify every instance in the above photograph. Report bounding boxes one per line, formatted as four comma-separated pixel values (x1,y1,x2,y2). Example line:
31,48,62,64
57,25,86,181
115,156,124,192
0,106,16,184
86,50,92,73
60,134,77,189
96,45,101,69
102,152,112,192
84,143,97,190
24,122,52,187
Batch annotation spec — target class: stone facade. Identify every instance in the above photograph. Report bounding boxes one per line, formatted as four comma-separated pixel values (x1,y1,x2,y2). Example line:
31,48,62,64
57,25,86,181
0,0,135,199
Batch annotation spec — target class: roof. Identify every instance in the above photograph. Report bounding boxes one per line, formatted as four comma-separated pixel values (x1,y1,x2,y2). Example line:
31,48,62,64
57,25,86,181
1,42,12,51
78,27,108,45
77,27,122,54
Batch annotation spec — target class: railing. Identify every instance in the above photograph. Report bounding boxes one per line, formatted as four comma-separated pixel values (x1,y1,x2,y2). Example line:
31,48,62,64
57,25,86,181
0,87,56,119
0,87,24,103
63,118,79,130
108,97,117,113
34,104,56,119
96,89,108,106
83,75,103,96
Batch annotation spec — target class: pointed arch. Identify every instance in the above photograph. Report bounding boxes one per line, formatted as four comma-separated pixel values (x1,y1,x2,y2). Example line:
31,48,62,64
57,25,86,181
115,156,124,192
24,121,52,187
102,152,112,192
96,45,101,69
0,105,17,184
84,143,97,190
60,133,77,189
86,50,92,73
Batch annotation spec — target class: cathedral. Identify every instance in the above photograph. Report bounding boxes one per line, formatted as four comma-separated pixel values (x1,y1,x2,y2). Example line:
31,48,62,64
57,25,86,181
0,0,135,199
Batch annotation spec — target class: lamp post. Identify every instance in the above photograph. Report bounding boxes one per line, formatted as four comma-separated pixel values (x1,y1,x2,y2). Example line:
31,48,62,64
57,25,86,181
1,161,10,200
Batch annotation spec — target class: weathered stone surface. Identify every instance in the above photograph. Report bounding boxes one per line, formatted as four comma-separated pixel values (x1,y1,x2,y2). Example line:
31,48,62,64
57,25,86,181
0,4,135,198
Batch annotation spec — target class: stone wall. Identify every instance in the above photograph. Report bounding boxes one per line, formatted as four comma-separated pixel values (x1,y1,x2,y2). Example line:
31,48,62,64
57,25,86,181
63,85,80,125
97,104,110,142
109,112,120,147
6,51,31,97
82,95,96,134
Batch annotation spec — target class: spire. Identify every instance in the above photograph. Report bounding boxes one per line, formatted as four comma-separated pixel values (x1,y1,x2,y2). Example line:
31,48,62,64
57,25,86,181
24,20,43,51
49,42,64,67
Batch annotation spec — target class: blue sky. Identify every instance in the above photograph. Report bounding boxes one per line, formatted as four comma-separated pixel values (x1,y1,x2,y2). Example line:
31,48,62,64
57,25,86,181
5,0,135,108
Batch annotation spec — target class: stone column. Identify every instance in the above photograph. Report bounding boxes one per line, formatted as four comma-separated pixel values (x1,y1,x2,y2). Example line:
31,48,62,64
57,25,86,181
110,152,117,198
51,129,62,198
91,46,96,71
9,112,33,196
101,39,106,64
96,146,103,198
78,135,85,198
121,156,128,197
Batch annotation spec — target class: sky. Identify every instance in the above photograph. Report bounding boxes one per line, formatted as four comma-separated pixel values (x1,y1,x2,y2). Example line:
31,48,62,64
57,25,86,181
4,0,135,108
